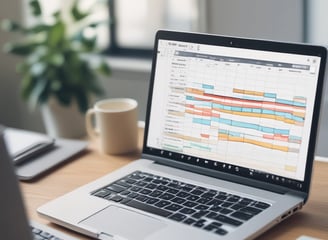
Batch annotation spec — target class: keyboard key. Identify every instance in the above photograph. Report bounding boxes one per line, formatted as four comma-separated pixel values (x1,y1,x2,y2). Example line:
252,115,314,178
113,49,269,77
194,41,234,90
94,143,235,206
109,195,123,202
202,192,217,199
130,186,142,192
93,189,111,198
159,193,175,200
106,184,126,193
190,189,204,195
253,202,271,209
123,199,172,217
135,181,148,187
40,231,52,238
191,210,209,219
187,195,199,201
135,195,149,202
215,228,228,235
120,190,130,196
231,203,245,210
183,201,198,208
126,178,137,184
140,189,152,195
193,219,206,228
221,202,233,208
146,198,160,205
226,195,240,202
197,198,211,205
231,211,254,221
208,199,223,206
180,207,196,215
171,197,185,204
165,204,183,211
169,213,187,222
157,185,169,191
210,205,223,212
216,195,227,200
183,218,196,225
177,191,190,198
145,183,158,189
129,172,145,180
167,188,179,194
204,223,219,231
149,190,163,197
115,180,131,188
206,211,218,219
195,204,209,210
241,206,262,215
155,200,171,208
127,192,138,198
214,214,243,226
219,208,233,215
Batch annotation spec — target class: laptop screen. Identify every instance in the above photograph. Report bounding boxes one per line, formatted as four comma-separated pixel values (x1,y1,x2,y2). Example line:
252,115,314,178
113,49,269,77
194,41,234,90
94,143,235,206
144,31,326,192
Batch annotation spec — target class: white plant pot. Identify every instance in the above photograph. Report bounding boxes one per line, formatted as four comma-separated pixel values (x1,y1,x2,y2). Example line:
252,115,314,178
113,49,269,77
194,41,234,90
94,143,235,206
41,97,86,139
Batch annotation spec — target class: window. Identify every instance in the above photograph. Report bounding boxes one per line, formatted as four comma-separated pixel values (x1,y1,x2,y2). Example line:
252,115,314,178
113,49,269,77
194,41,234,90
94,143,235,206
29,0,203,58
106,0,203,58
305,0,328,45
25,0,110,49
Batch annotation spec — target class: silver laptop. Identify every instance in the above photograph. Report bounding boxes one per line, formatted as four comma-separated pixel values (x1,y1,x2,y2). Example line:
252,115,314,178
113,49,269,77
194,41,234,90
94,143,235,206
38,30,327,240
0,126,77,240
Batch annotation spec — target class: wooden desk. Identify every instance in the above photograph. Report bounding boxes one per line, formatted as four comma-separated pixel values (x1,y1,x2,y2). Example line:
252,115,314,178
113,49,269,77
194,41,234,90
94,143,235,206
21,129,328,239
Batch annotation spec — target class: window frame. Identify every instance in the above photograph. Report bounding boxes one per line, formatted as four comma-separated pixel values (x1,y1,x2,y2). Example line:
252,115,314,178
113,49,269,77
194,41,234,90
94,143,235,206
105,0,154,58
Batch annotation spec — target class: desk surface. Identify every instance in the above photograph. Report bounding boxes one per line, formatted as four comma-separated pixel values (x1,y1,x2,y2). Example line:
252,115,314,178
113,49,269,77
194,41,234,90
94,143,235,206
21,129,328,240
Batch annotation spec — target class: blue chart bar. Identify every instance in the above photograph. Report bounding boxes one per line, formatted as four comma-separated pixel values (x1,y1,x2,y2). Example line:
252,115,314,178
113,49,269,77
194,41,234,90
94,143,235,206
192,117,290,135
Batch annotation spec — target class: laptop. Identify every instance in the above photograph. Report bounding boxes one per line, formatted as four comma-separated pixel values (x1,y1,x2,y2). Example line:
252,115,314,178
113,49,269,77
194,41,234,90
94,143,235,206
0,126,78,240
38,30,327,240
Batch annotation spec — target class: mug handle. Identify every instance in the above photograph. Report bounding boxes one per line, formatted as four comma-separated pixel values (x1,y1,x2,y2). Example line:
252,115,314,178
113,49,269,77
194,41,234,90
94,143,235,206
85,109,98,139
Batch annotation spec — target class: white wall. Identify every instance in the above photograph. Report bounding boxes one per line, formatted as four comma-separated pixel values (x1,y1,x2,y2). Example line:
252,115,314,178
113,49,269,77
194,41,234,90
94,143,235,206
0,0,305,133
0,0,42,131
205,0,303,42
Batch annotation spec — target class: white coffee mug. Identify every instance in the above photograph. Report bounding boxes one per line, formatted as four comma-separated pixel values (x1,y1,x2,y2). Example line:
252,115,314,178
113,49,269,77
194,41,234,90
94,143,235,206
85,98,138,154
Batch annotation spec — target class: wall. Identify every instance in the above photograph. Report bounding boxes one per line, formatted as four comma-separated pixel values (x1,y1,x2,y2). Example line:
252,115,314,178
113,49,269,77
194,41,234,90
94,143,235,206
205,0,303,42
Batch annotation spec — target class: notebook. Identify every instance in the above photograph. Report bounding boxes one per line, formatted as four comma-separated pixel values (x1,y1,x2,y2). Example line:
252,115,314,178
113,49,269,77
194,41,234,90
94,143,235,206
38,30,327,240
3,127,87,181
0,126,78,240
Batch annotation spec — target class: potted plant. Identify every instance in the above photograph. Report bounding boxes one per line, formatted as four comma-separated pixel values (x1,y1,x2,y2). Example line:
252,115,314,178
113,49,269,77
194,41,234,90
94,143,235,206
1,0,110,138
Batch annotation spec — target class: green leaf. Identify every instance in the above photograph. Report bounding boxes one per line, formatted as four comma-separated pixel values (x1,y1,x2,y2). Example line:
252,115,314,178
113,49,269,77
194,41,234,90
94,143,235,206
50,79,62,91
53,11,60,19
21,74,35,100
49,53,64,66
30,62,47,76
55,89,72,106
75,89,89,112
30,77,49,105
1,19,22,32
71,0,89,21
47,21,65,47
97,61,111,76
24,24,49,34
3,42,38,56
29,0,42,17
81,35,97,51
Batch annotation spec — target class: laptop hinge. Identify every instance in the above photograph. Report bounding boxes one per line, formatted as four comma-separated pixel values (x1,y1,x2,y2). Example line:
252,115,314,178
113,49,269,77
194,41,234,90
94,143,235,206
142,154,303,195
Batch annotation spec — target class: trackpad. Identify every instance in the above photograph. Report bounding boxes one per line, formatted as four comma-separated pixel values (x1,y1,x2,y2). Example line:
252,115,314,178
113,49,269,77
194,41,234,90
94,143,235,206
80,205,167,240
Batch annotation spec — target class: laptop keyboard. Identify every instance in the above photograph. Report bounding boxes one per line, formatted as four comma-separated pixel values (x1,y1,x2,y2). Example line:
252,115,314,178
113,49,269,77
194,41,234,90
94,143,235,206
31,225,63,240
92,171,271,236
30,221,78,240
